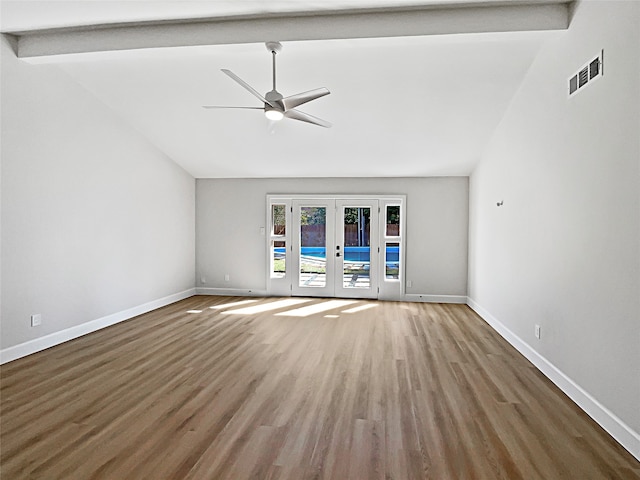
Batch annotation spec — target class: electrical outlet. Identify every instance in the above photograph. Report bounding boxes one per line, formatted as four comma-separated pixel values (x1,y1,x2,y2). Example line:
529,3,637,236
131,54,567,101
407,280,413,288
31,314,42,327
535,324,541,339
224,274,230,282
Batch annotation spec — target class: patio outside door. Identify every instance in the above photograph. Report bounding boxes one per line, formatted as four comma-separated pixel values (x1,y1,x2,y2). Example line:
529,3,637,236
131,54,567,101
291,199,379,298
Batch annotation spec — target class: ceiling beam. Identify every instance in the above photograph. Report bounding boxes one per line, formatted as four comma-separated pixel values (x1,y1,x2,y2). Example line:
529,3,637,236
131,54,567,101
10,1,572,59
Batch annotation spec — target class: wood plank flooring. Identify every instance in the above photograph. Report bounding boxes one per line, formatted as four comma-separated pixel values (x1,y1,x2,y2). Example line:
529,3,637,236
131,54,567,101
1,296,638,479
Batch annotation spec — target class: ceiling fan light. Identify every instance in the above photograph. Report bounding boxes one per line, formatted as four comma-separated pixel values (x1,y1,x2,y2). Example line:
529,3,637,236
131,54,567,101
265,108,284,121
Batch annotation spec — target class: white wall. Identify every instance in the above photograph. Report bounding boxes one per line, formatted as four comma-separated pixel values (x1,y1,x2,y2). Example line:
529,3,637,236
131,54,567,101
468,0,639,455
196,177,468,297
1,36,196,354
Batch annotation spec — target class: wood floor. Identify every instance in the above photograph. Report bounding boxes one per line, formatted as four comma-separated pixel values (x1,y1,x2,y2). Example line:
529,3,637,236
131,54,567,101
1,296,638,479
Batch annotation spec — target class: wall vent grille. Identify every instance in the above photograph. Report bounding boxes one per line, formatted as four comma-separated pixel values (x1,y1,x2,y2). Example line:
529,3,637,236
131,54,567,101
569,50,604,96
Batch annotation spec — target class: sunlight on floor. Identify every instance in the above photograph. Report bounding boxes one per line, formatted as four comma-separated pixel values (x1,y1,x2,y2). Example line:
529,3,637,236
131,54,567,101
342,304,378,314
188,298,379,318
221,298,311,315
209,299,258,310
275,299,357,317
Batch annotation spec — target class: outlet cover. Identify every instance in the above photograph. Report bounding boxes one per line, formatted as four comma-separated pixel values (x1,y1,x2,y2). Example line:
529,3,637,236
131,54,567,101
31,314,42,327
535,324,541,339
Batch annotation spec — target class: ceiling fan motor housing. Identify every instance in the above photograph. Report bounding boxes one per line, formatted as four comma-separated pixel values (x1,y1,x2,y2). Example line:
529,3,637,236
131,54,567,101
265,90,285,111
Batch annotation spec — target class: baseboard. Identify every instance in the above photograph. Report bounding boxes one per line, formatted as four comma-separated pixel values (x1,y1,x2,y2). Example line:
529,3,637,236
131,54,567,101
466,297,640,462
405,294,467,304
195,287,267,297
0,288,196,365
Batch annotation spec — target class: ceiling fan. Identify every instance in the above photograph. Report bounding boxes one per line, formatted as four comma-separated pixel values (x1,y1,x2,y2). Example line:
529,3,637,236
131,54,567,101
203,42,331,128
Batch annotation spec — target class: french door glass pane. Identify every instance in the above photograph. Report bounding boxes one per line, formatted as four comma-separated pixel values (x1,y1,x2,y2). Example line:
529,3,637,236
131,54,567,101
299,207,326,287
343,207,371,289
385,242,400,279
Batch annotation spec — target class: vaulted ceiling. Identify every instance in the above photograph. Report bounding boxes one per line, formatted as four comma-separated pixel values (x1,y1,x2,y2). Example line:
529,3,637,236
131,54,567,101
1,0,571,178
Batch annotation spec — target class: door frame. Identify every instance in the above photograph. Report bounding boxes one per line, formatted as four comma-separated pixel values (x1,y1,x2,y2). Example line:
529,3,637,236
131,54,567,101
266,194,406,300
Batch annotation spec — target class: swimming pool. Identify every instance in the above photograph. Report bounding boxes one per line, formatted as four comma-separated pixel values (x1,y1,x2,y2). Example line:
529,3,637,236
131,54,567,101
274,246,399,262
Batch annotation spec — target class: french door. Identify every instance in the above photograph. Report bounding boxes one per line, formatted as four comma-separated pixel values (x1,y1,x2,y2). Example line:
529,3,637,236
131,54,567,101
268,195,404,300
289,199,379,298
291,199,335,297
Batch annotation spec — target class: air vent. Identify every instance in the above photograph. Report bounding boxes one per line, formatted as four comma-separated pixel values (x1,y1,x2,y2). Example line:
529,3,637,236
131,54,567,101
589,57,600,79
569,50,604,97
578,66,589,87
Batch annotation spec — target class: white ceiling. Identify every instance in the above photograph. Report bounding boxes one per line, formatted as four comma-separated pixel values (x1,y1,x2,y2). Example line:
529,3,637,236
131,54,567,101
1,1,566,178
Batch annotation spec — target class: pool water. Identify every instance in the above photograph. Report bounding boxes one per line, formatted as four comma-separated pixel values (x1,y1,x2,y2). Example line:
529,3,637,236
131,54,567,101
275,246,399,262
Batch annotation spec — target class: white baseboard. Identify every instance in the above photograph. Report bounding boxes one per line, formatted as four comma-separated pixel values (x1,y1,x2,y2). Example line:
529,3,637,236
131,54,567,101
0,288,196,365
466,297,640,462
195,287,267,297
405,294,467,304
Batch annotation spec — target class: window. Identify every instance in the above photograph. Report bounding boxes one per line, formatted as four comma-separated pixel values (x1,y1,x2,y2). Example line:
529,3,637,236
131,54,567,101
386,205,400,236
383,204,401,282
385,242,400,279
272,204,286,236
270,204,287,279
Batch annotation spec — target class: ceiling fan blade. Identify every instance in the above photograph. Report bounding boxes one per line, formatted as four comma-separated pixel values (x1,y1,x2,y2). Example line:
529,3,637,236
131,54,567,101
202,106,263,110
284,109,332,128
221,69,275,108
282,88,330,111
